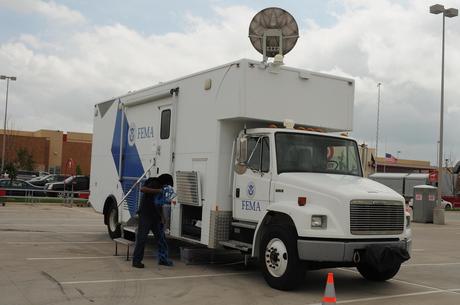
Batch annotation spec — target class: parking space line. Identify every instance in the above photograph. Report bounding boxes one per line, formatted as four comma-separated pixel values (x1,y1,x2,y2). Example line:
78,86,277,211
402,262,460,267
7,241,112,245
60,272,254,285
0,223,105,227
0,231,103,234
337,268,450,292
64,208,100,216
27,255,155,260
307,290,447,305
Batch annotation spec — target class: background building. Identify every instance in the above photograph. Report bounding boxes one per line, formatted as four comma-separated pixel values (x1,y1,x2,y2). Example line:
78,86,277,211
0,129,92,175
358,144,435,177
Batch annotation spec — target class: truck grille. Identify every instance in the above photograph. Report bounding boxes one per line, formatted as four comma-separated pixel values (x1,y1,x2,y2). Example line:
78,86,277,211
350,200,404,235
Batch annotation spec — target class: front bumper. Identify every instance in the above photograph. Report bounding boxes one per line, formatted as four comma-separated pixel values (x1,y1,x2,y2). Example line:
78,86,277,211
298,238,412,262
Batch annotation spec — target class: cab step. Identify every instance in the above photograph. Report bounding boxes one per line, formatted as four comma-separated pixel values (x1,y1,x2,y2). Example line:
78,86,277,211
219,240,252,252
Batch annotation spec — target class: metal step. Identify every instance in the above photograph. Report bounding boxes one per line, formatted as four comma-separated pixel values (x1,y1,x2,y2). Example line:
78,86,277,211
123,226,136,233
219,240,252,252
231,221,257,230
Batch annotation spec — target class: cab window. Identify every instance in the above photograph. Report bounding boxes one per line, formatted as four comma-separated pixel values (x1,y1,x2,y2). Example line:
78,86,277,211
247,136,270,173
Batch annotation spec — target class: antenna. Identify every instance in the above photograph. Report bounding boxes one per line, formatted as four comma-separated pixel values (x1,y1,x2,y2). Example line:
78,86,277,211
248,7,299,63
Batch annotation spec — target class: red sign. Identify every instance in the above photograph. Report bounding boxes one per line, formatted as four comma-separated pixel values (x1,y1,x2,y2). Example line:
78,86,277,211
429,170,438,183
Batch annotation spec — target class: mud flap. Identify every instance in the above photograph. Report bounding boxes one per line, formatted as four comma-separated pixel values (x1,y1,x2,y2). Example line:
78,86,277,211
361,245,410,272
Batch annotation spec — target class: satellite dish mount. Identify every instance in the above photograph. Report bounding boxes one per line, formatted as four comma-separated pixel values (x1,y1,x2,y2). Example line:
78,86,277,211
248,7,299,63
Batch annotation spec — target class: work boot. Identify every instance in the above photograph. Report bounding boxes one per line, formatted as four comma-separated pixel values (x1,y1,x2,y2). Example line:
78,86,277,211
132,261,145,268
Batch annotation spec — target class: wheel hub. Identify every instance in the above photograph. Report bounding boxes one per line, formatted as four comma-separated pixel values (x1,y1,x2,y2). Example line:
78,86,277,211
265,238,288,278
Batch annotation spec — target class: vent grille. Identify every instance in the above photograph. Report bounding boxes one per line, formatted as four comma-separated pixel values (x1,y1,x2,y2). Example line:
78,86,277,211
176,171,201,206
350,201,404,235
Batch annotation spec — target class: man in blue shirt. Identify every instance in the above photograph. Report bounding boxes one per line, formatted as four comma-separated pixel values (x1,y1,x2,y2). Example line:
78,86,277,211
132,177,162,268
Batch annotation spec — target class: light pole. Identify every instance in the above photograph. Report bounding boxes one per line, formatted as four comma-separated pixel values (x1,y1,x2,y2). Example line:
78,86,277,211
375,82,382,173
0,75,17,173
430,4,458,223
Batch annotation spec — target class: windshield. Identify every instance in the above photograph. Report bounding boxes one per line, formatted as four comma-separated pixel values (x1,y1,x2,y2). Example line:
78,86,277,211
275,132,362,176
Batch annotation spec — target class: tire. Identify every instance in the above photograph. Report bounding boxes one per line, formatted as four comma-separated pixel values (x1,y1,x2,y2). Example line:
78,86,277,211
445,204,452,210
357,262,401,281
106,204,121,239
260,225,305,290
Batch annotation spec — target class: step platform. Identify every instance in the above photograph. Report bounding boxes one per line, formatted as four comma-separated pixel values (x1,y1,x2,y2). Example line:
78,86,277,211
113,237,135,261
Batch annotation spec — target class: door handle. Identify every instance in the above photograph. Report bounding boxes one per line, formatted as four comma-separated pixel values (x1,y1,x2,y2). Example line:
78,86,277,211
235,188,240,198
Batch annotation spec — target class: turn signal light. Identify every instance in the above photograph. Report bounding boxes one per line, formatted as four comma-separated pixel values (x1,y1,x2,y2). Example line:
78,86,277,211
298,196,307,206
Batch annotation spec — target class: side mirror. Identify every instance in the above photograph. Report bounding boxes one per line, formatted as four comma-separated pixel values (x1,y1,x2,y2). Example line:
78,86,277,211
235,137,248,174
236,137,248,163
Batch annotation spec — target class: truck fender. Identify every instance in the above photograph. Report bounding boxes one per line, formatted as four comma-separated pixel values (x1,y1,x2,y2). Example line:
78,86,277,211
252,203,300,258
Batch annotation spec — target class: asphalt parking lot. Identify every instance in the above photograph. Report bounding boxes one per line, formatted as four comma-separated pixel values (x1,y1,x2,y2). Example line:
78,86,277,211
1,204,460,305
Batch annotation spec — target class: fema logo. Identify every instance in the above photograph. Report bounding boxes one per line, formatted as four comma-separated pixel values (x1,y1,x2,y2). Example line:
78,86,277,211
128,122,136,146
247,182,256,198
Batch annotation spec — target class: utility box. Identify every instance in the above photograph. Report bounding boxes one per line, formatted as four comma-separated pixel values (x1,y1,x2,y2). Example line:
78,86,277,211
412,185,437,223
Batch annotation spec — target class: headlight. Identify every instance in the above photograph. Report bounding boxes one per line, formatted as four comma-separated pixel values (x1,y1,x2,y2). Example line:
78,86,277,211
311,215,327,229
406,215,411,228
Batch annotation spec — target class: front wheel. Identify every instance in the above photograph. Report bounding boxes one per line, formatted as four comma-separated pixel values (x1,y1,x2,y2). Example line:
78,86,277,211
107,204,121,239
260,225,305,290
357,262,401,281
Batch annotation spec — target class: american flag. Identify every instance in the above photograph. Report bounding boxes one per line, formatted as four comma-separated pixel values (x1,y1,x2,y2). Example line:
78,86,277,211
385,153,397,164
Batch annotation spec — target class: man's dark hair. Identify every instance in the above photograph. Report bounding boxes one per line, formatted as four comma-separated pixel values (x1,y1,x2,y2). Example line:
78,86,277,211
158,174,173,187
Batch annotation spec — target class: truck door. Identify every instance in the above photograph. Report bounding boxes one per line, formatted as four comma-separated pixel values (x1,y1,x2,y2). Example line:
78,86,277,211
156,105,173,175
233,136,271,222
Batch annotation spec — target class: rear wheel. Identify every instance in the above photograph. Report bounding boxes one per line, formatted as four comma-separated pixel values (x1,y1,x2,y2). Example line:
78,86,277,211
357,262,401,281
107,204,121,239
260,225,305,290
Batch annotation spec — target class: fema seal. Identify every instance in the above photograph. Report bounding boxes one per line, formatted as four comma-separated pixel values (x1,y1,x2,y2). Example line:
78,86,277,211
128,122,136,146
247,181,256,198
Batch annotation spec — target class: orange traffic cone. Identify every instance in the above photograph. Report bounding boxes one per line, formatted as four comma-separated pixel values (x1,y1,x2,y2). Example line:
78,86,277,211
322,272,336,305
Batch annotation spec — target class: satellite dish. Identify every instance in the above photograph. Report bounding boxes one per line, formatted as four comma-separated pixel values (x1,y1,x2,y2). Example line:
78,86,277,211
248,7,299,62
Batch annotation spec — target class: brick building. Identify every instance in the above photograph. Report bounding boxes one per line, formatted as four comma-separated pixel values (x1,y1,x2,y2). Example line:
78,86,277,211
0,129,92,175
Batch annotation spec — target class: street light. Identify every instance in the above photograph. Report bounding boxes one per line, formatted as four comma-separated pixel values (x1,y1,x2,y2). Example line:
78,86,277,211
375,82,382,173
430,4,458,224
0,75,17,173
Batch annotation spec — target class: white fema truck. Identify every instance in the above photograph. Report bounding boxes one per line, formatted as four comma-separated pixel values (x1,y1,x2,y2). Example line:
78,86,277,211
90,8,411,290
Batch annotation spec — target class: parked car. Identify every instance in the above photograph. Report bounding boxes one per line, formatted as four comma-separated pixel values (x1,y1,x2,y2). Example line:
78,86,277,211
0,179,46,197
29,174,69,187
15,170,49,180
45,175,90,197
408,198,455,210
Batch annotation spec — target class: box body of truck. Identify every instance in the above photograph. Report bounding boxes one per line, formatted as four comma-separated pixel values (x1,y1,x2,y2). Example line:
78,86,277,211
90,58,411,290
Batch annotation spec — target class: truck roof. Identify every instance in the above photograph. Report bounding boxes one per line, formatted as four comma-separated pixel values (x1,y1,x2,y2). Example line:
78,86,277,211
97,58,354,105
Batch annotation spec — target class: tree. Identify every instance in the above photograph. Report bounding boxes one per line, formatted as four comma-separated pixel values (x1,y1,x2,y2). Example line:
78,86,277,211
75,164,82,175
16,148,34,171
5,162,17,180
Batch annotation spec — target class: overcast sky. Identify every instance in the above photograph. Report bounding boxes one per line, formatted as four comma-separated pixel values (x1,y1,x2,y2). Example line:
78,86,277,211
0,0,459,165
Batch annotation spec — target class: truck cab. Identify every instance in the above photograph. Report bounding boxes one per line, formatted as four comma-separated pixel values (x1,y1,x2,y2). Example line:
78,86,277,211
229,127,412,290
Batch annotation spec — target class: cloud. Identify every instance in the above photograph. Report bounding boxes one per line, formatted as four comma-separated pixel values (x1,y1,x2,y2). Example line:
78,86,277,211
0,0,86,24
0,1,459,164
